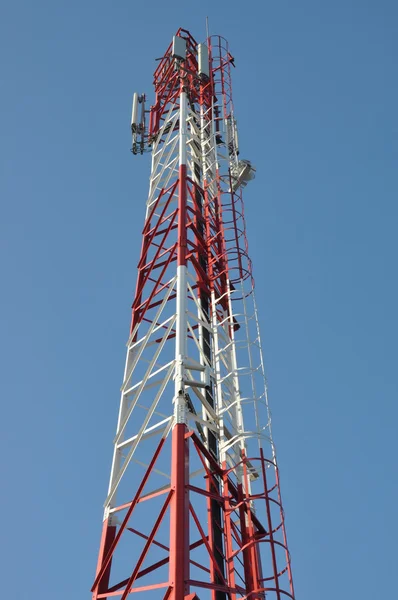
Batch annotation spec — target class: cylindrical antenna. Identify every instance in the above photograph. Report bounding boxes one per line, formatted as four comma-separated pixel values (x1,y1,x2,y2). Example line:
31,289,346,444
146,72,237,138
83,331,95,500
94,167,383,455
131,93,139,132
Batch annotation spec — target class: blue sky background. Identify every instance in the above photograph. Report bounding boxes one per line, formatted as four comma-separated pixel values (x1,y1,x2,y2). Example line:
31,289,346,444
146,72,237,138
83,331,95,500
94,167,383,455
1,1,397,598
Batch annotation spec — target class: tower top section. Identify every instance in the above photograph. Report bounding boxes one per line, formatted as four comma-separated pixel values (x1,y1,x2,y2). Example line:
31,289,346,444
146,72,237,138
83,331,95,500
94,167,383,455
130,28,256,193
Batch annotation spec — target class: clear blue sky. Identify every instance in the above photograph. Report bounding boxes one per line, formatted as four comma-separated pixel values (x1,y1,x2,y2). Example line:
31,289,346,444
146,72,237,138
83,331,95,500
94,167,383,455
1,1,397,598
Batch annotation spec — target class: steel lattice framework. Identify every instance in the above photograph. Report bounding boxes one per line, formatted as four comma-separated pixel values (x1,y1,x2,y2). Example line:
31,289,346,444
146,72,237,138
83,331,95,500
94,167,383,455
92,28,296,600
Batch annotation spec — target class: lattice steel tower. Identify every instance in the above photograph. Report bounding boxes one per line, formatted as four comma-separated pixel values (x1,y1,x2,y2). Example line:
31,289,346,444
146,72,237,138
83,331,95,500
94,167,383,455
92,28,295,600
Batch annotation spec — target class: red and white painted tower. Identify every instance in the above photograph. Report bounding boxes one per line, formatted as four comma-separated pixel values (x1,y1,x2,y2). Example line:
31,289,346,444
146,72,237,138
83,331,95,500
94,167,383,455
92,28,295,600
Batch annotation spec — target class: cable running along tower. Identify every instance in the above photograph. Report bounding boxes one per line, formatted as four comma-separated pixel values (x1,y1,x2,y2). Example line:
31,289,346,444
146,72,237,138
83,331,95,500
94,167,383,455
92,28,295,600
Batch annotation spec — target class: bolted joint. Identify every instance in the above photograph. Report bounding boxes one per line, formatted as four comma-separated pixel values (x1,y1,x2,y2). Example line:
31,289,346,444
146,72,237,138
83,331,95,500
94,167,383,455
174,390,187,425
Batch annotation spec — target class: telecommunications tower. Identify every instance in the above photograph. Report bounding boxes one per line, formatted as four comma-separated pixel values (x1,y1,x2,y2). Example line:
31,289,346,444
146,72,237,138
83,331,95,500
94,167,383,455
92,28,295,600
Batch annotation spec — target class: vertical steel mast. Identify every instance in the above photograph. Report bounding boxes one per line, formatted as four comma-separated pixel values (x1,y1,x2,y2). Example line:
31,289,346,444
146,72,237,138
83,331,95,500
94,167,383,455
92,28,295,600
